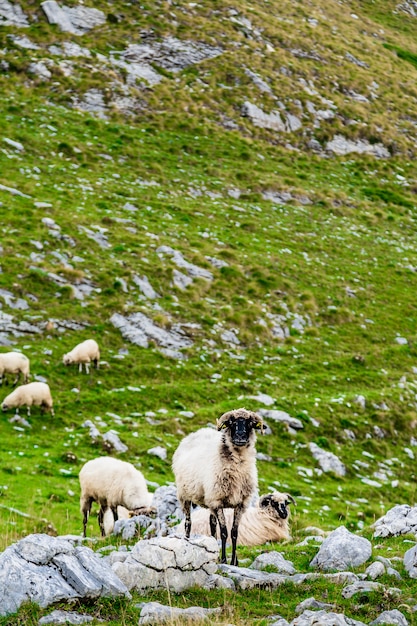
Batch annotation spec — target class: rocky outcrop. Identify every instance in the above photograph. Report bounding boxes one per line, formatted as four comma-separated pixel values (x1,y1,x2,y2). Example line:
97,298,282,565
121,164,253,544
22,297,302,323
0,533,130,617
310,526,372,571
111,535,219,592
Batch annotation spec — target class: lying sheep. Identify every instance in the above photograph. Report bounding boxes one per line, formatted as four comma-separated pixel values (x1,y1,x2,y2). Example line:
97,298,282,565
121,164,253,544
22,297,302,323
172,407,264,566
0,351,30,386
175,492,295,546
1,381,54,416
63,339,100,374
79,456,155,537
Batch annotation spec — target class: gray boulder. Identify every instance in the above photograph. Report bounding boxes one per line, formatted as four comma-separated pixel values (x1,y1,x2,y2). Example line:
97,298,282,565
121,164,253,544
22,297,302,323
138,601,222,625
291,610,366,625
373,504,417,537
250,552,296,575
309,443,346,476
112,535,218,592
218,563,286,590
0,534,129,617
310,526,372,571
38,610,96,624
404,544,417,578
369,610,408,625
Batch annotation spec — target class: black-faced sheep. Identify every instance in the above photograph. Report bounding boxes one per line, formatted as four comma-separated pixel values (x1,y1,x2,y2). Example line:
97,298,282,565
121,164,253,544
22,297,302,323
79,456,155,537
175,492,295,546
0,352,30,386
1,382,54,416
63,339,100,374
172,407,264,566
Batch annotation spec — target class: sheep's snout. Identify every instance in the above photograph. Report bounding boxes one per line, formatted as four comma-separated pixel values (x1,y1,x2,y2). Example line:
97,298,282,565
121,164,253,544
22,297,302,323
276,502,289,519
1,403,7,411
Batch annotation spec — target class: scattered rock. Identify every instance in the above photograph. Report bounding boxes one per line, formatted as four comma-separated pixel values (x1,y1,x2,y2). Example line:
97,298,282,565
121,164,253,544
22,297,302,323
326,135,389,158
309,443,346,477
250,552,296,575
112,535,219,592
39,610,96,624
0,534,129,617
138,601,222,625
310,526,372,571
372,504,417,537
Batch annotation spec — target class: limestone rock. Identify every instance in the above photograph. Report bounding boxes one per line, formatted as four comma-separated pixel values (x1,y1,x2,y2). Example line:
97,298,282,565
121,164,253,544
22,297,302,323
250,552,296,575
112,535,218,592
369,609,409,625
138,601,222,625
373,504,417,537
0,534,129,617
291,610,366,625
310,526,371,571
309,442,346,476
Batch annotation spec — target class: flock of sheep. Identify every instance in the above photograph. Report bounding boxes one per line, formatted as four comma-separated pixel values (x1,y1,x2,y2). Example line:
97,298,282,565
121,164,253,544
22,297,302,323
1,341,294,565
0,339,100,415
79,407,295,565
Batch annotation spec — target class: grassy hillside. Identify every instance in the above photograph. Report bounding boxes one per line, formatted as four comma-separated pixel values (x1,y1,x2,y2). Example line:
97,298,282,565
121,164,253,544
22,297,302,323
1,0,417,623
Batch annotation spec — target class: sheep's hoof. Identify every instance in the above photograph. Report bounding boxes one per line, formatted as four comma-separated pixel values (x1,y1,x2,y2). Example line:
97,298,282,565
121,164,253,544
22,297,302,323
220,556,227,564
230,557,238,567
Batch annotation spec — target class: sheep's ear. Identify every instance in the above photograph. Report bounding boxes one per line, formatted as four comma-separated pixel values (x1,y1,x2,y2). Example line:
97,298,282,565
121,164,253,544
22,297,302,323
253,420,264,433
217,420,229,431
286,494,296,506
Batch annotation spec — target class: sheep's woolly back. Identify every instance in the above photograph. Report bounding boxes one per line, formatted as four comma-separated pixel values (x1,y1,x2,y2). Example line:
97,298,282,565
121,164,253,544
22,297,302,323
63,339,100,365
176,492,293,546
79,456,153,512
0,352,30,376
172,425,258,511
1,382,53,409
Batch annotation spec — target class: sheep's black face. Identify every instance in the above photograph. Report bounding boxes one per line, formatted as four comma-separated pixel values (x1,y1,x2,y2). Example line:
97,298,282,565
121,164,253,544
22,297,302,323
228,417,254,447
261,494,294,519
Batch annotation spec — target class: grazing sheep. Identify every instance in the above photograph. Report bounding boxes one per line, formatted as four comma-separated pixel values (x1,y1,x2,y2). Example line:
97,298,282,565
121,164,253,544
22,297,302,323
63,339,100,374
175,492,295,546
1,381,54,416
0,352,30,386
172,407,264,566
79,456,155,537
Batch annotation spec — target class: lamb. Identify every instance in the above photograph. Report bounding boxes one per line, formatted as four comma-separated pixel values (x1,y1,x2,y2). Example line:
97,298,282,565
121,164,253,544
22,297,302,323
175,492,295,546
172,407,264,566
0,351,30,386
1,381,54,416
63,339,100,374
79,456,155,537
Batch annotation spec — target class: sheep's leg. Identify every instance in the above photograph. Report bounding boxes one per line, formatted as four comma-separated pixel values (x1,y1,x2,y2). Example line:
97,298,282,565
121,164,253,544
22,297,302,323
98,505,106,536
78,363,83,373
27,406,31,416
85,362,90,375
230,504,244,567
215,508,228,564
12,373,19,387
93,358,99,370
183,501,192,538
82,498,93,537
111,505,119,523
209,512,217,538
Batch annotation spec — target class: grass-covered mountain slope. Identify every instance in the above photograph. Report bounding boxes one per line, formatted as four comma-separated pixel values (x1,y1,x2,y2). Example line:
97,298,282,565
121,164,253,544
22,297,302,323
1,0,417,622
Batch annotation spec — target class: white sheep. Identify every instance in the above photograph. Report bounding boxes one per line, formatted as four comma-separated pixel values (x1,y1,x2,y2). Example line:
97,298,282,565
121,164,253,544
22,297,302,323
172,407,264,566
175,492,295,546
1,381,54,416
79,456,155,537
0,351,30,386
63,339,100,374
